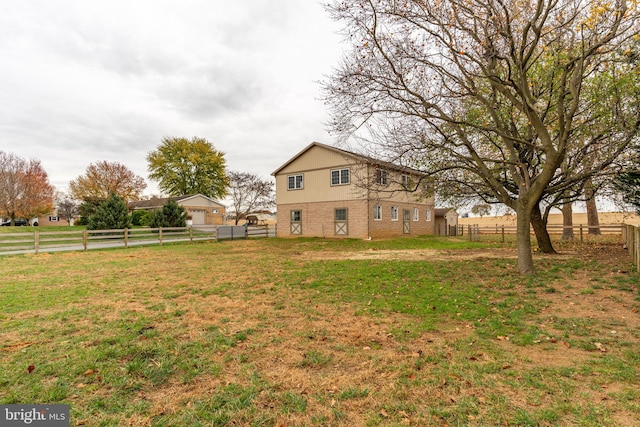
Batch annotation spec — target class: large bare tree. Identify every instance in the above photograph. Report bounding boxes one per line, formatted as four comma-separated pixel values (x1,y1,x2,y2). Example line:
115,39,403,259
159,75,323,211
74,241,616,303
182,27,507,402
227,171,275,225
323,0,640,273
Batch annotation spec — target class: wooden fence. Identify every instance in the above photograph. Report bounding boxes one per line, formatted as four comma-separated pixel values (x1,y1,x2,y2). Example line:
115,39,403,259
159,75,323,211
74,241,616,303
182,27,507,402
0,224,275,255
462,224,624,242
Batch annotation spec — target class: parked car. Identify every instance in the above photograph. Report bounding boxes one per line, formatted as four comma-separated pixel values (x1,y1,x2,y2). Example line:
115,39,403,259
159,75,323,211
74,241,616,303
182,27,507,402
1,218,29,226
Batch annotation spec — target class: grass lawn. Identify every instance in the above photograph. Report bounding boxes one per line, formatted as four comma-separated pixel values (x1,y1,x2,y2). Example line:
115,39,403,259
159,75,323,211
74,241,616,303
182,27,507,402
0,236,639,426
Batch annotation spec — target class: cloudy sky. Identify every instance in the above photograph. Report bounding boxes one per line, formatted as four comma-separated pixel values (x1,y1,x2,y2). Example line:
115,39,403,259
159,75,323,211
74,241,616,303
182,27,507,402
0,1,344,196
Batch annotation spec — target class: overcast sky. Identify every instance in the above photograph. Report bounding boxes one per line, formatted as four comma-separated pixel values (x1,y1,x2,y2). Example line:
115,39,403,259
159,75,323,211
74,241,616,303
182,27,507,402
0,1,344,196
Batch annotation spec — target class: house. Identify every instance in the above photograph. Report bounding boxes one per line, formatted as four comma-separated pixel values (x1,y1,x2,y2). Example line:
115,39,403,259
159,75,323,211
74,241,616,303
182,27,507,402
34,213,74,227
435,208,459,236
271,142,437,239
128,194,227,226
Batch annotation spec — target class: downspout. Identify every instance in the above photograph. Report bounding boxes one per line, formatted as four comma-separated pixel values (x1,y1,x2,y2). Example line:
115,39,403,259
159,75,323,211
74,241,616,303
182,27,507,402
367,162,372,240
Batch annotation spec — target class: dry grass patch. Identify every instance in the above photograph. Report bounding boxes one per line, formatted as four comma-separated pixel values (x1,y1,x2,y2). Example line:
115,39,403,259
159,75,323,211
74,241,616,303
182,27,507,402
1,237,639,426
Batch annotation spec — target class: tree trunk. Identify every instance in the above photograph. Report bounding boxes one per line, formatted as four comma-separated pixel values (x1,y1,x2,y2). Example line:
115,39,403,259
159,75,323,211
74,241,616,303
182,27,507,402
585,180,601,235
531,203,556,253
561,199,574,240
516,202,535,274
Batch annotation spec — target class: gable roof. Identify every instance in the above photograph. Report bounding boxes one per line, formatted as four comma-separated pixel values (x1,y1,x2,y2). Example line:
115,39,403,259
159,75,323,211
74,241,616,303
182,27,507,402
271,141,424,177
128,194,226,210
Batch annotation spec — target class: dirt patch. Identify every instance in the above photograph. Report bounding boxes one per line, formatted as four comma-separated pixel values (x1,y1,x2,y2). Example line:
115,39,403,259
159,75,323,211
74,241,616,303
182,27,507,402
298,247,520,261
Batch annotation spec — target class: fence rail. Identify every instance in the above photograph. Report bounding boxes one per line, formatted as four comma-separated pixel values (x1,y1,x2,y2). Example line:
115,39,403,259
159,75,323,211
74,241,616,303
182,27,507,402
461,224,624,242
0,224,275,255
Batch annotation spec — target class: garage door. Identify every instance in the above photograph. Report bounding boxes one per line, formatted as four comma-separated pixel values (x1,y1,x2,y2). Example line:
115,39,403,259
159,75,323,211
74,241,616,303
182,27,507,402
190,209,206,225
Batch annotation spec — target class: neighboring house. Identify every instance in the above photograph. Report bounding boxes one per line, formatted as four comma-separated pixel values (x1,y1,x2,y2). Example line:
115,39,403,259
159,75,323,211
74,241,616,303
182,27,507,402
35,213,74,227
435,208,459,236
128,194,227,226
272,142,438,239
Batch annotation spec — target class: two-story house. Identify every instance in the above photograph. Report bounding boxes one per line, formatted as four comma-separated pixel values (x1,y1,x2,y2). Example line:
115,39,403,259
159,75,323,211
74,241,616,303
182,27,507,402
272,142,437,239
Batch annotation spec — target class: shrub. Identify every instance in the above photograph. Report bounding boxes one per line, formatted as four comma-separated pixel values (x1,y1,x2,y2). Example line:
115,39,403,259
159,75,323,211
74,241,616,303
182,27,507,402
148,199,186,228
131,209,150,226
87,193,132,230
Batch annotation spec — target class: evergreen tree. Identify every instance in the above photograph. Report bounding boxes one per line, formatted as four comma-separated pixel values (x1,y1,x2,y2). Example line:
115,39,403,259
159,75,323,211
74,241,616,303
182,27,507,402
615,167,640,215
148,199,186,228
131,209,150,226
87,193,132,230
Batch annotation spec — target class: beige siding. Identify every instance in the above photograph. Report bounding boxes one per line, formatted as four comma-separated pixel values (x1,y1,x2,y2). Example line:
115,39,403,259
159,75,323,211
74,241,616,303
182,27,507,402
276,150,369,204
277,145,356,175
274,143,437,239
180,195,224,209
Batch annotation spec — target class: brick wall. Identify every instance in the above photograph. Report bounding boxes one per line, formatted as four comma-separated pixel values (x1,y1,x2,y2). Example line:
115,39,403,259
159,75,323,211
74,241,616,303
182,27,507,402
276,199,436,239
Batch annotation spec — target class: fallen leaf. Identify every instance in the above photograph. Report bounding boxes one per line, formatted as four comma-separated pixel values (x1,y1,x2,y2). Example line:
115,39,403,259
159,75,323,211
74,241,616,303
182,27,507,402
563,341,571,348
26,364,35,373
380,409,389,418
594,342,607,353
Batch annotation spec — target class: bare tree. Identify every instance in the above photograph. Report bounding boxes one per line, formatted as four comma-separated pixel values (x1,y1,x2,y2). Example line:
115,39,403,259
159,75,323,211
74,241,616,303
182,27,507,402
323,0,640,273
57,195,79,226
471,204,491,218
227,172,275,225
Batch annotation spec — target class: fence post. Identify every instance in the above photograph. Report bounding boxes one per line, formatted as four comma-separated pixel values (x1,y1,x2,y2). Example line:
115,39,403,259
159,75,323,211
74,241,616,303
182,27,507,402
159,228,163,245
34,231,39,254
636,227,640,272
124,228,128,248
580,224,584,243
189,227,193,243
630,225,636,261
468,225,472,241
83,229,88,251
501,226,505,244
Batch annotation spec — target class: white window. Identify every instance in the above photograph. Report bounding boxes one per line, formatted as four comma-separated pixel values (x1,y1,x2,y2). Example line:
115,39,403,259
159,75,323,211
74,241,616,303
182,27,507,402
291,210,302,222
426,209,432,221
288,174,303,190
375,169,388,185
401,175,410,188
49,216,59,222
330,168,350,185
391,206,398,221
373,205,382,220
413,208,419,221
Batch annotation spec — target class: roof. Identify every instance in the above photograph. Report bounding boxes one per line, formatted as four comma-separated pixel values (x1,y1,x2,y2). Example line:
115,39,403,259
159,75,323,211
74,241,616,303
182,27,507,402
271,141,425,176
435,208,457,217
128,194,226,210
